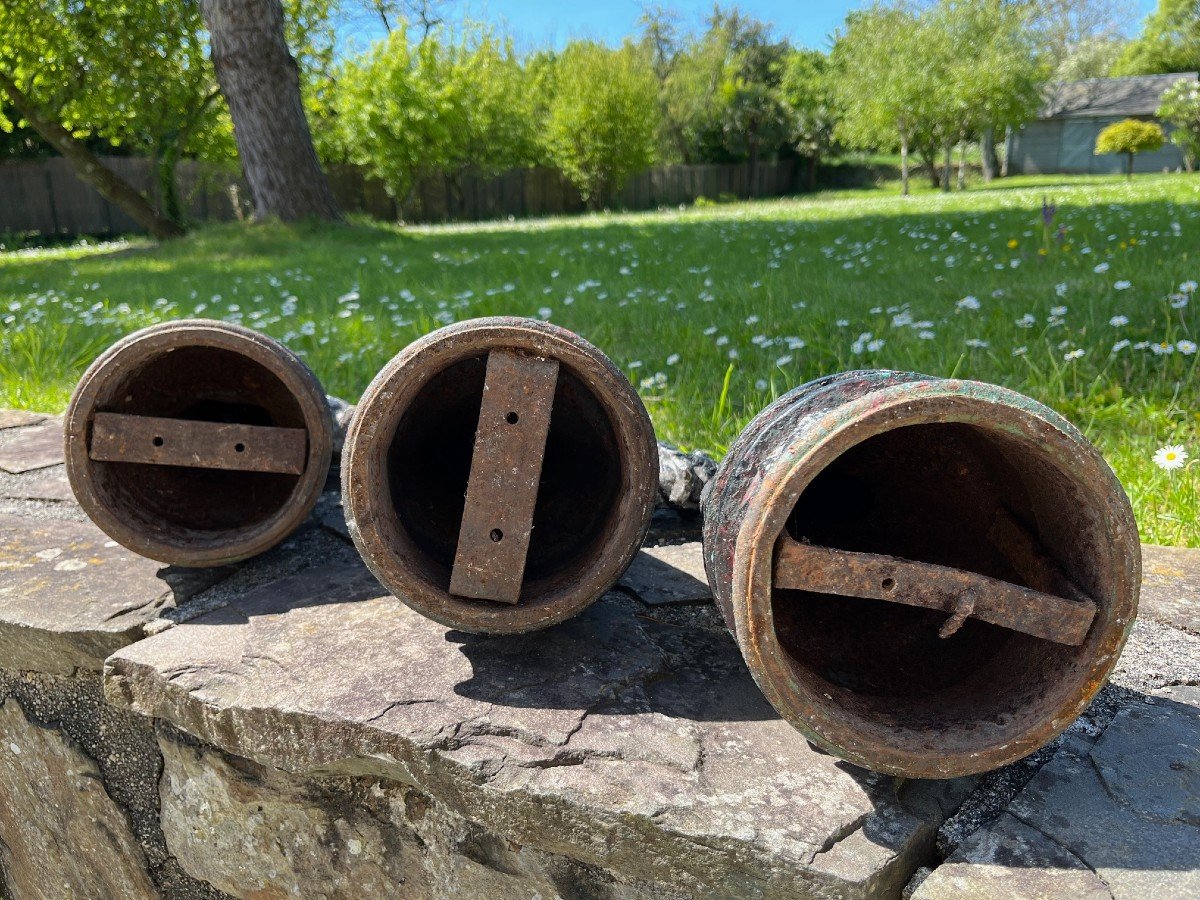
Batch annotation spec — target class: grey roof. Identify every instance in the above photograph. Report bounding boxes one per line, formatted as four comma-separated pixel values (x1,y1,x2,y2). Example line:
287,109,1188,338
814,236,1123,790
1041,73,1198,119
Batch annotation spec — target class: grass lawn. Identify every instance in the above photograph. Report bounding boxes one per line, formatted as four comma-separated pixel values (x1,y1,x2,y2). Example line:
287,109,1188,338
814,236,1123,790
1,172,1197,546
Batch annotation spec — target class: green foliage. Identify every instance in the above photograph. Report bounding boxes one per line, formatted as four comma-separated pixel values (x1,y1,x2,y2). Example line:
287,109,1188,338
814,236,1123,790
638,5,792,166
543,41,659,207
831,5,934,155
328,24,540,201
0,0,235,220
1114,0,1200,75
832,0,1044,193
933,0,1045,139
1052,35,1125,80
1096,118,1166,155
779,49,836,165
0,2,232,162
1157,77,1200,168
1095,118,1166,179
712,10,790,167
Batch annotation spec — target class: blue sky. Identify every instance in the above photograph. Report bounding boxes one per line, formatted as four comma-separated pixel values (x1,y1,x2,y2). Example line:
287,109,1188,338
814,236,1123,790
340,0,1161,52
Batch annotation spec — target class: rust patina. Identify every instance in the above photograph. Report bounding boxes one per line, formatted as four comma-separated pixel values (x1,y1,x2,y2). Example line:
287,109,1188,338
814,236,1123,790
343,317,658,634
702,370,1140,778
65,320,334,568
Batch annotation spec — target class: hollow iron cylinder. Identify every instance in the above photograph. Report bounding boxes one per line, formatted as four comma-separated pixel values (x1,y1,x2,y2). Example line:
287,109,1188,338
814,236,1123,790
702,370,1140,778
343,317,658,633
65,320,334,567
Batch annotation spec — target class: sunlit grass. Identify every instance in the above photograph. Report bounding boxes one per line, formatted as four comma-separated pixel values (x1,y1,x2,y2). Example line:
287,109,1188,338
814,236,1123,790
1,173,1196,545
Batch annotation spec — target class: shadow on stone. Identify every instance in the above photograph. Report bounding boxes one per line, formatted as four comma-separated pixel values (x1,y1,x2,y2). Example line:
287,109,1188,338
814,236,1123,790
447,597,785,724
916,685,1200,899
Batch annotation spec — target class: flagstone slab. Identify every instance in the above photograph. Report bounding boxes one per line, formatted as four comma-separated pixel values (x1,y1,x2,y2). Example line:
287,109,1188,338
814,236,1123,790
0,513,228,674
0,409,46,431
0,421,64,473
0,465,74,503
105,561,973,900
0,697,156,899
1139,544,1200,635
915,685,1200,900
618,541,711,606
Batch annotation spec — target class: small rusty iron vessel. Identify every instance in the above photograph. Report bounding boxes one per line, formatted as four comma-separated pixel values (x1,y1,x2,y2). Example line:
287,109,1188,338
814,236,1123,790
703,370,1140,778
65,320,333,567
343,317,658,633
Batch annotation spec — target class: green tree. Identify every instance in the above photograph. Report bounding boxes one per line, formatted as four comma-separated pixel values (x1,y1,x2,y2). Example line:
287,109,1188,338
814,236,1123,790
1095,117,1165,176
711,9,790,178
778,49,837,189
330,25,539,205
832,1,1043,194
639,5,789,168
831,3,935,196
332,28,464,202
543,41,659,208
1157,76,1200,169
0,1,230,237
1114,0,1200,75
930,0,1045,190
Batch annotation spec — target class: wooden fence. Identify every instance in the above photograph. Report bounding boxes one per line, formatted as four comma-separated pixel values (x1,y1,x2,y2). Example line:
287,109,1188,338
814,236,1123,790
0,156,802,237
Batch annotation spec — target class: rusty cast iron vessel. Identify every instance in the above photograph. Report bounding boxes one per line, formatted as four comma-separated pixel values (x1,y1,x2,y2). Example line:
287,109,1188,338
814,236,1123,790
343,317,658,633
703,370,1140,778
65,320,334,567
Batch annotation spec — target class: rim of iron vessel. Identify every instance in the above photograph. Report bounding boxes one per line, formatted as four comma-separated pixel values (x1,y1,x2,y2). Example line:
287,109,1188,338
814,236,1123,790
731,377,1141,778
64,319,334,567
343,316,658,634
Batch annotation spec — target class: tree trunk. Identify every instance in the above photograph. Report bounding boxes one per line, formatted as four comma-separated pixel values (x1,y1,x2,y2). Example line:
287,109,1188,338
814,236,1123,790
980,127,996,182
900,133,910,197
941,143,952,192
957,141,966,191
1000,125,1011,177
200,0,340,221
1127,152,1134,180
0,71,183,240
805,154,818,191
155,149,182,227
918,145,939,188
747,125,760,196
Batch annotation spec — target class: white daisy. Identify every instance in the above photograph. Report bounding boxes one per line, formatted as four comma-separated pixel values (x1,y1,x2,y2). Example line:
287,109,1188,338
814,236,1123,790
1154,445,1189,471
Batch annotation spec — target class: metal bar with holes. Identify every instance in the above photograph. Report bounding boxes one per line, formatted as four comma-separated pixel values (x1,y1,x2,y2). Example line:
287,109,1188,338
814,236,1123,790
88,412,308,476
773,536,1096,646
449,350,560,604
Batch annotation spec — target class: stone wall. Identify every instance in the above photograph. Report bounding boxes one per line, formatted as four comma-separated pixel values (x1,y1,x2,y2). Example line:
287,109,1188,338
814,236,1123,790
2,410,1198,899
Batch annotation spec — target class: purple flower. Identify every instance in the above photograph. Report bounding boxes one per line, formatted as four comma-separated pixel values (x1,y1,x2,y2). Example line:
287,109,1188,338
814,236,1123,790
1042,197,1057,226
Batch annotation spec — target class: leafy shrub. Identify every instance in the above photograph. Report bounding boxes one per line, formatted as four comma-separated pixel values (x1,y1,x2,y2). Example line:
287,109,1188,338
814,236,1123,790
1095,119,1165,178
542,42,660,208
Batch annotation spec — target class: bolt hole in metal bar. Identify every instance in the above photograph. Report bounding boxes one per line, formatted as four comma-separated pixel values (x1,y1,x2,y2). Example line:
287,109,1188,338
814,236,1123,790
773,536,1096,646
449,350,560,604
88,412,308,476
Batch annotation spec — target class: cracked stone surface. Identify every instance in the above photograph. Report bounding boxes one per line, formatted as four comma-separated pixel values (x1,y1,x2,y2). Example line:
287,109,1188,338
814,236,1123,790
0,666,233,899
0,420,63,474
0,697,157,899
914,812,1112,900
618,542,711,606
0,410,45,431
0,513,230,674
916,684,1200,900
105,560,973,899
1139,544,1200,635
0,463,73,502
158,726,689,900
